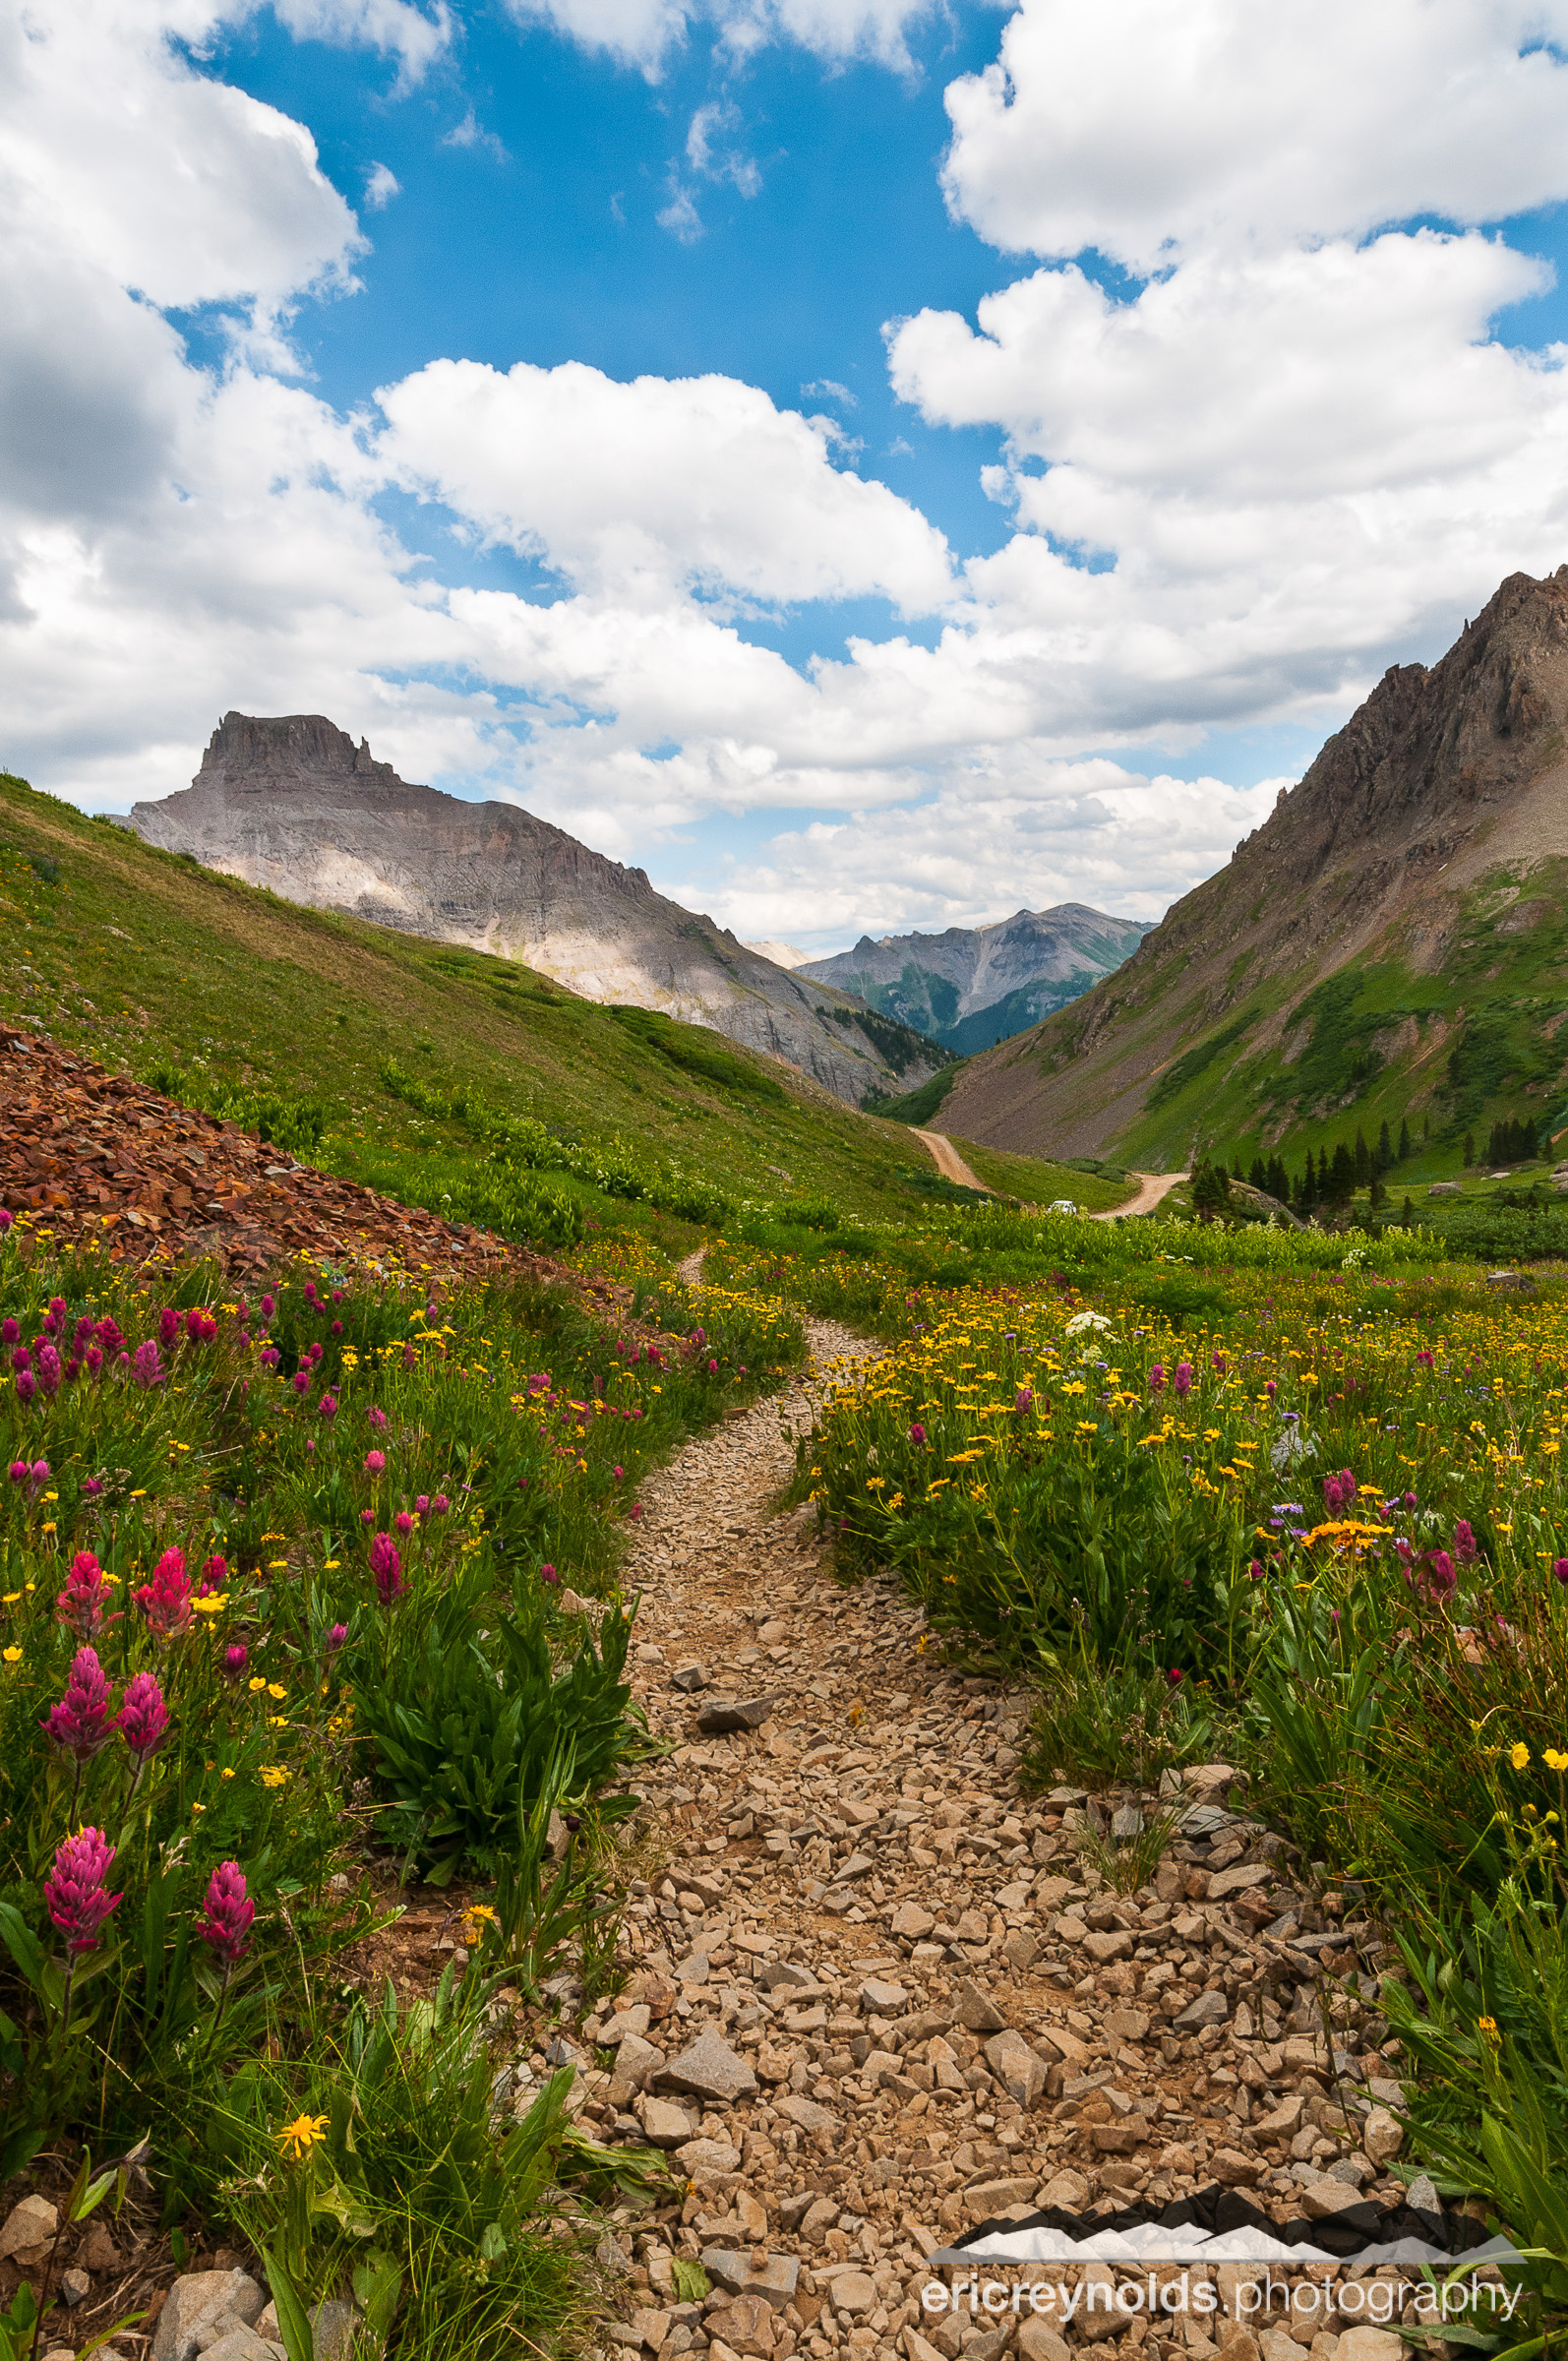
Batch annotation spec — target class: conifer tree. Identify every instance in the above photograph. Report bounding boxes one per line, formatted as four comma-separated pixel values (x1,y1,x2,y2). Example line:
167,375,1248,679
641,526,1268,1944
1398,1117,1412,1163
1354,1129,1371,1187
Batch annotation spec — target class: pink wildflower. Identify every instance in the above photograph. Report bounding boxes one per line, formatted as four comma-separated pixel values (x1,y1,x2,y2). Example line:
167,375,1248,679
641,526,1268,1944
132,1339,164,1390
1453,1520,1479,1564
394,1510,414,1536
56,1549,112,1638
197,1861,256,1966
224,1643,249,1674
364,1449,386,1476
541,1561,560,1585
41,1646,115,1761
369,1531,404,1604
117,1671,169,1759
44,1827,122,1956
134,1546,192,1640
158,1307,180,1349
1173,1362,1192,1396
367,1406,388,1430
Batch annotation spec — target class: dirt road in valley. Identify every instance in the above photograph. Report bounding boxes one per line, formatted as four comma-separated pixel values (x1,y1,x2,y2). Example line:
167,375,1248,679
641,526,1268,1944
911,1130,994,1194
1090,1172,1188,1221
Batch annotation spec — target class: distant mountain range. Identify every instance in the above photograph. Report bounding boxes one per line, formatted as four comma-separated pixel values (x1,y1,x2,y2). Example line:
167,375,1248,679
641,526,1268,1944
120,714,949,1110
798,905,1154,1056
937,566,1568,1168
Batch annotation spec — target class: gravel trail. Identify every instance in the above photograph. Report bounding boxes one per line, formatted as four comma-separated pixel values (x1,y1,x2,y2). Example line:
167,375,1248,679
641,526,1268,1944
576,1302,1417,2361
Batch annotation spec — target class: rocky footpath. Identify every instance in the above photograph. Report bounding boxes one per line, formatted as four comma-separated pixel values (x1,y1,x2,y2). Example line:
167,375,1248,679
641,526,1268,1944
0,1314,1447,2361
537,1317,1430,2361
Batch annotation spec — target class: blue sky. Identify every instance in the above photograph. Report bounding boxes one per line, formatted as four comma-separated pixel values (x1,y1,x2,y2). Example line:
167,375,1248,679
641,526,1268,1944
7,0,1568,951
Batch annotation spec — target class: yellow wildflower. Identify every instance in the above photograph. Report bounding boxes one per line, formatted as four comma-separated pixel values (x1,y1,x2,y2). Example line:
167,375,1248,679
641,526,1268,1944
1511,1742,1532,1771
274,2112,330,2160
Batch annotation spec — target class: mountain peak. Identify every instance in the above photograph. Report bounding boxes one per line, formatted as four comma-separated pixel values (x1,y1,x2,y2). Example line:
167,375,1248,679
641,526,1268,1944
122,714,948,1110
936,564,1568,1162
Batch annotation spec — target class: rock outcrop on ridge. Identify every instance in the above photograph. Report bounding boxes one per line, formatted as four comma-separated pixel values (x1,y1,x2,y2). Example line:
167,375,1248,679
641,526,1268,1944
800,907,1152,1057
938,566,1568,1161
122,716,947,1110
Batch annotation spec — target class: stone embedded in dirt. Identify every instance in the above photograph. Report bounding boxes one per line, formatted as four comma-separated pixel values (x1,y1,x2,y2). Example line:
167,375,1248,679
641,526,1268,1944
1338,2333,1406,2361
820,2267,877,2317
0,2195,57,2266
985,2028,1047,2107
152,2270,266,2361
638,2097,694,2145
1174,1988,1230,2029
776,2092,839,2135
1302,2180,1372,2218
656,2025,757,2102
1208,1862,1277,1902
79,2221,124,2272
1083,1929,1134,1964
1103,2006,1150,2043
891,1901,935,1938
608,2032,665,2107
1018,2322,1072,2361
859,1976,908,2013
962,2175,1040,2220
59,2270,92,2308
599,2004,652,2043
831,1851,876,1883
200,2331,283,2361
955,1977,1007,2033
678,2137,743,2174
1363,2106,1405,2163
1041,2168,1092,2210
700,2249,801,2303
694,1696,774,1734
1001,1929,1041,1971
671,1663,709,1691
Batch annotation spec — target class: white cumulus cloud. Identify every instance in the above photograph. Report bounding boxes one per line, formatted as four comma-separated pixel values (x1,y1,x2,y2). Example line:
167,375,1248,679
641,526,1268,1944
377,356,955,612
940,0,1568,267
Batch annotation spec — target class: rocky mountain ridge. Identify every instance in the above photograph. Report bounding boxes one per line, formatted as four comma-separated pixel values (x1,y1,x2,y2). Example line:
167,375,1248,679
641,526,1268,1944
938,566,1568,1162
121,715,947,1109
798,904,1152,1056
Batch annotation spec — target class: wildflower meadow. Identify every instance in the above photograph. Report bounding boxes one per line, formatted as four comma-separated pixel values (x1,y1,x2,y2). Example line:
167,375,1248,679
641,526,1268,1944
0,1212,803,2356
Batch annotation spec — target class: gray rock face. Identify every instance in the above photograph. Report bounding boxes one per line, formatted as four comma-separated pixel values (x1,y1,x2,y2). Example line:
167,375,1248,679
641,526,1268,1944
151,2270,265,2361
798,905,1152,1055
122,713,947,1108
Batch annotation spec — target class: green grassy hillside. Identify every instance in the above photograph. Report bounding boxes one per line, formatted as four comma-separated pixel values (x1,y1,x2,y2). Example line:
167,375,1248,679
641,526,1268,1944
1109,864,1568,1187
0,771,948,1238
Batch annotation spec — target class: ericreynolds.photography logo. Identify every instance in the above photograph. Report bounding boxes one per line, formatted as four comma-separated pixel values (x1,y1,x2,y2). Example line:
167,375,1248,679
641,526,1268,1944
919,2184,1524,2333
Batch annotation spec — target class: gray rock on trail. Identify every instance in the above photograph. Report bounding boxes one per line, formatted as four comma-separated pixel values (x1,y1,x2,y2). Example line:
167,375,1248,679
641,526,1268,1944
700,2248,801,2303
955,1977,1007,2033
694,1695,774,1734
1174,1987,1230,2029
655,2025,757,2102
671,1662,708,1691
152,2271,265,2361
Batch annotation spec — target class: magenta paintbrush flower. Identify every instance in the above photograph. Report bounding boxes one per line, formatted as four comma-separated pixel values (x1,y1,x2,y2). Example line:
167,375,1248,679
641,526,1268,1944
41,1646,115,1761
197,1860,256,1965
56,1547,112,1638
134,1546,192,1640
117,1669,169,1759
45,1827,123,1955
369,1530,403,1604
